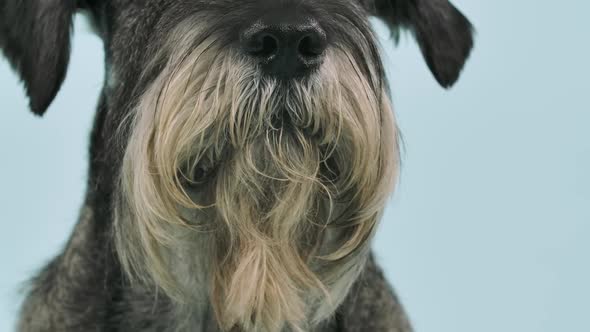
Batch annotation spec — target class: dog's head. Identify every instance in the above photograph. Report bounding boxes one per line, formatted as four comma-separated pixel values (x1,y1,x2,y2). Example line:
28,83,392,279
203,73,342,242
0,0,473,115
1,0,473,331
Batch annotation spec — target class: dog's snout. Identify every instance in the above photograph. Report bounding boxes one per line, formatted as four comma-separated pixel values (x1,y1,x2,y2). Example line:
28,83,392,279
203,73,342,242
241,19,327,78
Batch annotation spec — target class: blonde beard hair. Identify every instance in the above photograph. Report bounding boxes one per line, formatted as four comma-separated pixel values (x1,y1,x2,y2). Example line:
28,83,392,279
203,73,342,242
114,19,399,332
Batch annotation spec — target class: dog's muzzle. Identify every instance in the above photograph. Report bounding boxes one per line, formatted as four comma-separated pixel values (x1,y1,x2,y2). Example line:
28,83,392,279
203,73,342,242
240,10,327,79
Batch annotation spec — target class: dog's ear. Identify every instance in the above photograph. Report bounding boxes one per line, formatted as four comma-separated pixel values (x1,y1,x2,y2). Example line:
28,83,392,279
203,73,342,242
0,0,77,115
372,0,474,88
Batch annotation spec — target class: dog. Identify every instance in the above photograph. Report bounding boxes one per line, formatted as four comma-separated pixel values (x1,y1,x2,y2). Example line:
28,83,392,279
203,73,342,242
1,0,473,331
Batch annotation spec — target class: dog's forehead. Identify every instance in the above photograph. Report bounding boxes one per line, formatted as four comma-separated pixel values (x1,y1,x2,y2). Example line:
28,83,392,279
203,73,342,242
99,0,371,19
95,0,374,50
105,0,369,7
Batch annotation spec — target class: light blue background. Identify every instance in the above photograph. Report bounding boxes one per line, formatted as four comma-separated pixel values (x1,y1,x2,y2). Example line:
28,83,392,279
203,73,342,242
1,1,589,331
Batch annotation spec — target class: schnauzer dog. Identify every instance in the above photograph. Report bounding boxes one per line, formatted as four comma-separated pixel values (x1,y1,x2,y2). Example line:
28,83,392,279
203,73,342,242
1,0,473,331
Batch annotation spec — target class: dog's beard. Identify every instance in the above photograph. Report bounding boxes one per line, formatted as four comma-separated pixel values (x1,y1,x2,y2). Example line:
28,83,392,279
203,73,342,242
114,21,399,332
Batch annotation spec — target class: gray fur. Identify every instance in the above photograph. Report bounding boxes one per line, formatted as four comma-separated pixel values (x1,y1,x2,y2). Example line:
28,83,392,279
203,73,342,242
1,0,474,331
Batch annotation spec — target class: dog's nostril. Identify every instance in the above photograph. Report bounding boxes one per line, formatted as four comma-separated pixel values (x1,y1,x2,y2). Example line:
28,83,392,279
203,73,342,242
298,34,326,58
245,32,279,58
259,34,279,57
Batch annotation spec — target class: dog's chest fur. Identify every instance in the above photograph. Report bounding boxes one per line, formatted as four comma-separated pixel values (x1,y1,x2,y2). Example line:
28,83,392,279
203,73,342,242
146,205,358,331
17,204,410,332
107,239,340,332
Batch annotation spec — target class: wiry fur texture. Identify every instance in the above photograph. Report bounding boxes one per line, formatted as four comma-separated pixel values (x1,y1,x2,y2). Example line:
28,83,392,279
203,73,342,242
1,0,474,331
114,20,398,332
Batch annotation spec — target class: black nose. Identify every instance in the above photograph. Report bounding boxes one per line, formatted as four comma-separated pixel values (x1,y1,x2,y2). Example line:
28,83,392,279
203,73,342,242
241,20,327,78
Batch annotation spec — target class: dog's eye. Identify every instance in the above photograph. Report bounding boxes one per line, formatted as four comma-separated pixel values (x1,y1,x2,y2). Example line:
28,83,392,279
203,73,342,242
178,163,215,188
193,165,213,183
320,156,340,185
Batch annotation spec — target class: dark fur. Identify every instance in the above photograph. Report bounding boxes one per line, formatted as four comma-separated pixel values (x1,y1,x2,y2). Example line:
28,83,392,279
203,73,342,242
1,0,473,331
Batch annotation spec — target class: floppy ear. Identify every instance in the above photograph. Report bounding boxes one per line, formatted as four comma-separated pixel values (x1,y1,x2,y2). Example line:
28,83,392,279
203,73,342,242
0,0,77,115
372,0,474,88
